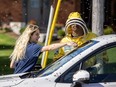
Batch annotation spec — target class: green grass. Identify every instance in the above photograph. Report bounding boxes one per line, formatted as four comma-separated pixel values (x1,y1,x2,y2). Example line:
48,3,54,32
0,33,16,75
0,34,16,45
107,47,116,63
0,50,13,57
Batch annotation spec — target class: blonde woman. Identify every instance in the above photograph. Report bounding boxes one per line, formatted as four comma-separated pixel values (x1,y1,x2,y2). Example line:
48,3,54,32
10,24,77,74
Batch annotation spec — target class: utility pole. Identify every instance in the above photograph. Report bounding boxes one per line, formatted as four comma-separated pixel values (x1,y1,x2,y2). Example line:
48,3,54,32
92,0,104,36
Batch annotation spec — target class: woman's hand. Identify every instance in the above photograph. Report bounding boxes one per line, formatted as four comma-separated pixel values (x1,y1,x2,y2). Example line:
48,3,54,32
67,42,78,47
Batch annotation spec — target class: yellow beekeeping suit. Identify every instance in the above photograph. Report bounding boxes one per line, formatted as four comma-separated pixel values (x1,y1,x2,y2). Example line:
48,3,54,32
54,12,97,61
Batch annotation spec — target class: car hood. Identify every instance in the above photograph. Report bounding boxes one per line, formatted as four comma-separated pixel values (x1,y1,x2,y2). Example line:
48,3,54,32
0,73,27,87
0,73,56,87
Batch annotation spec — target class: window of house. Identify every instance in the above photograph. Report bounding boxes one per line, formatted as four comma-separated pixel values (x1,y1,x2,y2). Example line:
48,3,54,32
30,0,39,8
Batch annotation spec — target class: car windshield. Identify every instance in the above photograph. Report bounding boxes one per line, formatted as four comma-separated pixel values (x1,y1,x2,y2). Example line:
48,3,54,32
37,40,99,77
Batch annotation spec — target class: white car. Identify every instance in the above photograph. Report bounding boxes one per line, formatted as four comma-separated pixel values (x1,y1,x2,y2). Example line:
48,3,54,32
0,34,116,87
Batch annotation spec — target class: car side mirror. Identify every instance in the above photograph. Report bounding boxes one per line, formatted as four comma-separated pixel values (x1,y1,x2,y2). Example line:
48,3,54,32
73,70,90,83
71,70,90,87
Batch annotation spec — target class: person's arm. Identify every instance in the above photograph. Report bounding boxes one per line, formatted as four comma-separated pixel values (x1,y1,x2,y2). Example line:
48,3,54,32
41,42,77,52
10,59,15,68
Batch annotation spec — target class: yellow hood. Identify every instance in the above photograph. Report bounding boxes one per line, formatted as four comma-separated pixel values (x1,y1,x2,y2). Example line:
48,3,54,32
65,12,89,36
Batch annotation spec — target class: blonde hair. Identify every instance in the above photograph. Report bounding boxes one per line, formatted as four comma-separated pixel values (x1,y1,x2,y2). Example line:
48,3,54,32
10,24,39,62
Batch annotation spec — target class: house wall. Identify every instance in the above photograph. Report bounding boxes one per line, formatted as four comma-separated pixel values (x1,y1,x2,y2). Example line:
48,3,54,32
0,0,115,32
0,0,23,24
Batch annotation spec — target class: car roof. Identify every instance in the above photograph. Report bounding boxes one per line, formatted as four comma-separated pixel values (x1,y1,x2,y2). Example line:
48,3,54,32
92,34,116,43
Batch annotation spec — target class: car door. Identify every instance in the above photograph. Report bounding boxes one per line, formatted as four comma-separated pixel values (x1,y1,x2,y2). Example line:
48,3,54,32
81,43,116,87
55,62,81,87
55,42,116,87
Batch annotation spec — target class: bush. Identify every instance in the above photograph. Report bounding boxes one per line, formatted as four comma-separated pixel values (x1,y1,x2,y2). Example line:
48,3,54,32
57,29,65,39
104,26,114,35
2,28,12,32
20,27,25,34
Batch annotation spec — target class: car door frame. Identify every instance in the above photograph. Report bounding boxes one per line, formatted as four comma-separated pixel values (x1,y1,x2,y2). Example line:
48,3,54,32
55,42,116,87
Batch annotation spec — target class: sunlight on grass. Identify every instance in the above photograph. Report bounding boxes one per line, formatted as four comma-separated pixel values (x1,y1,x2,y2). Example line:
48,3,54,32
0,50,13,57
0,34,16,45
0,33,16,75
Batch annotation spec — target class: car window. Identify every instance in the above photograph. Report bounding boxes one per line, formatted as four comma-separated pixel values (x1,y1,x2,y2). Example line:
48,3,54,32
38,40,98,77
82,45,116,83
57,63,81,83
